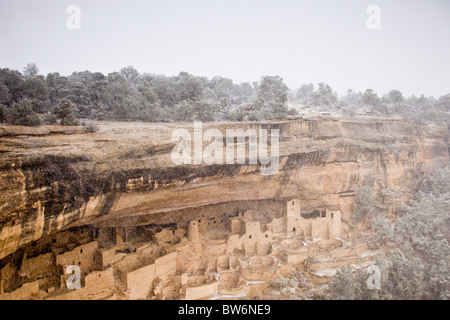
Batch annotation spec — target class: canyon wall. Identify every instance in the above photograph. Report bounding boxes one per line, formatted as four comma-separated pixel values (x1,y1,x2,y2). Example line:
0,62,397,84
0,116,448,260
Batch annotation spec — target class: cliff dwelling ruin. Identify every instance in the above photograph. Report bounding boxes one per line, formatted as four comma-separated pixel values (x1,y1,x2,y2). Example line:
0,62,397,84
1,197,375,300
0,117,448,300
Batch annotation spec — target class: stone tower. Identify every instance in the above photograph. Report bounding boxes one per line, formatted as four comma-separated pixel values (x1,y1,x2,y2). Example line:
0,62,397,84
187,220,200,242
286,199,302,237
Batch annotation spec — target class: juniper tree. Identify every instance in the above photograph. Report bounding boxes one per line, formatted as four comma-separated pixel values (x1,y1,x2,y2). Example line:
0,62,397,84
51,98,79,125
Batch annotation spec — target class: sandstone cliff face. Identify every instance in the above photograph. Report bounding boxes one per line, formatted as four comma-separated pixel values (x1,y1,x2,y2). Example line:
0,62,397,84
0,116,448,260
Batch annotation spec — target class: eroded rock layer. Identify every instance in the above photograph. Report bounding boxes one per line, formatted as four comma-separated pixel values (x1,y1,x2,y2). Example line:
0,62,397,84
0,116,448,260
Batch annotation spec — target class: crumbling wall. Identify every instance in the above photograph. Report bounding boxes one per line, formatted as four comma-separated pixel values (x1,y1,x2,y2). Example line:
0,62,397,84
84,267,115,292
231,219,244,235
250,256,274,267
310,219,329,239
123,251,177,300
176,249,201,274
56,241,101,277
219,272,241,289
155,229,180,245
184,281,219,300
285,199,342,240
126,263,156,300
100,244,130,268
48,268,116,300
20,252,57,281
0,280,40,300
267,217,285,236
226,234,241,254
226,220,272,256
155,252,177,278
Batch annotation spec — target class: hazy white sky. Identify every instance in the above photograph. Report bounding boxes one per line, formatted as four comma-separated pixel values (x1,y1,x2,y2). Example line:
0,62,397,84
0,0,449,97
